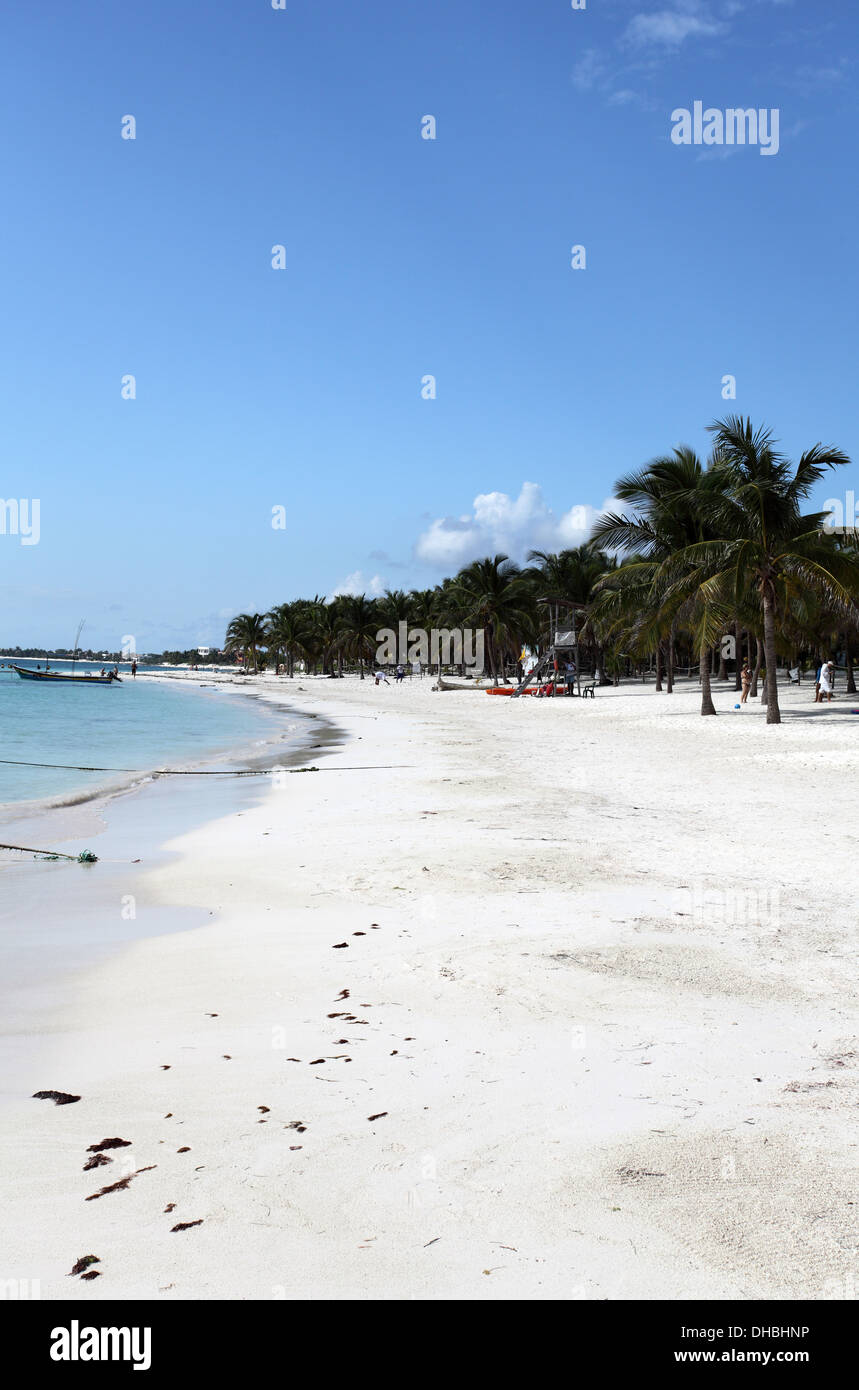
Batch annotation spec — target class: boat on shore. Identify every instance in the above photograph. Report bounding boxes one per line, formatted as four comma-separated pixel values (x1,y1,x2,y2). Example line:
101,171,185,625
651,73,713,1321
434,675,493,691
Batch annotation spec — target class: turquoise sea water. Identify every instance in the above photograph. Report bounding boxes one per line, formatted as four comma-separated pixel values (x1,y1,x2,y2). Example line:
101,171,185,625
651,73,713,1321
0,663,292,810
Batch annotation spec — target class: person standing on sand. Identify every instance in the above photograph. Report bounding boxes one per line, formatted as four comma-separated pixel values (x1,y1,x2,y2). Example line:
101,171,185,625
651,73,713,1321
131,660,137,677
741,662,752,703
817,661,835,703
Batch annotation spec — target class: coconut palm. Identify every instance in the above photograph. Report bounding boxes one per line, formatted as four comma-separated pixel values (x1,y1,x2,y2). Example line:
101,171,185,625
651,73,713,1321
592,447,730,714
673,417,859,723
309,599,344,676
526,545,614,681
449,555,533,681
337,594,381,679
378,589,412,628
267,603,309,677
224,612,268,672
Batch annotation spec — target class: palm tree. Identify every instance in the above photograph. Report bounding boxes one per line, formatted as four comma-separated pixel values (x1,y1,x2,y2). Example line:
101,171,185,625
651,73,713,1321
224,612,268,673
449,555,533,681
677,417,859,723
309,599,343,676
267,603,308,677
337,594,380,678
378,589,412,629
526,546,607,604
526,545,613,681
408,588,439,633
592,447,729,714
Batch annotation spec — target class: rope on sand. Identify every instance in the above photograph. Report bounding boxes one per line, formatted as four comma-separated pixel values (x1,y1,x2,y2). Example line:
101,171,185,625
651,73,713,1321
0,765,412,863
0,842,98,863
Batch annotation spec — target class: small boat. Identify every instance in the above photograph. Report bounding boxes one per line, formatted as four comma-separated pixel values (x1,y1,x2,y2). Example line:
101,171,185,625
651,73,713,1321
434,675,493,691
12,664,119,685
10,619,122,687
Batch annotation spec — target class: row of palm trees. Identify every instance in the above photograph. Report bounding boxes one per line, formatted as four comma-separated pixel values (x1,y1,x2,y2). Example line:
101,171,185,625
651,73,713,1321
225,417,859,725
224,550,611,686
591,417,859,723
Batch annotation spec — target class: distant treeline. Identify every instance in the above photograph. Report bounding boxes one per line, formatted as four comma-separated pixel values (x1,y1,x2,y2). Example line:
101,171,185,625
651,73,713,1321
1,647,118,660
0,647,232,665
151,650,235,666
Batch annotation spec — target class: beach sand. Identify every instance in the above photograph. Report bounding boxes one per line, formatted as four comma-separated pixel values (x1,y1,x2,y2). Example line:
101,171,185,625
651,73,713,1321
2,673,857,1301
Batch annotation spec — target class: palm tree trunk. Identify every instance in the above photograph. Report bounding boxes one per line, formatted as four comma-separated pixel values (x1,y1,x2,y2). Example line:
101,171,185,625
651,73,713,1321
751,636,762,698
734,622,742,690
718,645,728,681
487,636,498,683
655,642,663,692
700,645,717,715
762,592,781,723
597,645,610,686
847,648,856,695
666,628,675,694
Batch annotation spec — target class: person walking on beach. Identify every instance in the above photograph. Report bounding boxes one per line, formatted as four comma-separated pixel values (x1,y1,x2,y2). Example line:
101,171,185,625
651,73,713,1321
395,664,405,683
131,660,137,677
817,661,835,703
740,662,752,703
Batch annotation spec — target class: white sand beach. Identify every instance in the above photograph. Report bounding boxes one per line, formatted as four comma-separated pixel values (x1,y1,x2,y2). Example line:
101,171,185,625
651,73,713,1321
3,674,857,1301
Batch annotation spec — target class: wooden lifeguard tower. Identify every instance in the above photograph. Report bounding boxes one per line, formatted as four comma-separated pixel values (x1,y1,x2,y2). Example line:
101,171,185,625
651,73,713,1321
512,597,589,698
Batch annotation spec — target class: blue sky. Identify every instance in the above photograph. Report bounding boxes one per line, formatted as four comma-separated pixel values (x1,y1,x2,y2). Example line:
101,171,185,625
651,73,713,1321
1,0,856,650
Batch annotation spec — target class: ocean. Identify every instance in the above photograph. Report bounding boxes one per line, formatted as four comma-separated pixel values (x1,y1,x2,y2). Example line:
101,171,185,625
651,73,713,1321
0,662,299,812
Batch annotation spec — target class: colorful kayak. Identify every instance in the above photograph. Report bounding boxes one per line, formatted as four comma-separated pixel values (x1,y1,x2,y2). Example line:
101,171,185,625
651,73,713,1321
485,684,563,696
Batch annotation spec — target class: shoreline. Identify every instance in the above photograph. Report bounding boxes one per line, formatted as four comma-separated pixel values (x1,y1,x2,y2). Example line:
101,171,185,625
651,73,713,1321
0,670,313,830
2,673,858,1300
0,687,338,1117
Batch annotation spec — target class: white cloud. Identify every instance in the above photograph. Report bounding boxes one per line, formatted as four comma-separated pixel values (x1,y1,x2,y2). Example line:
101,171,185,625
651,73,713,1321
327,570,384,601
623,5,724,49
572,48,608,92
414,482,618,570
795,58,849,88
